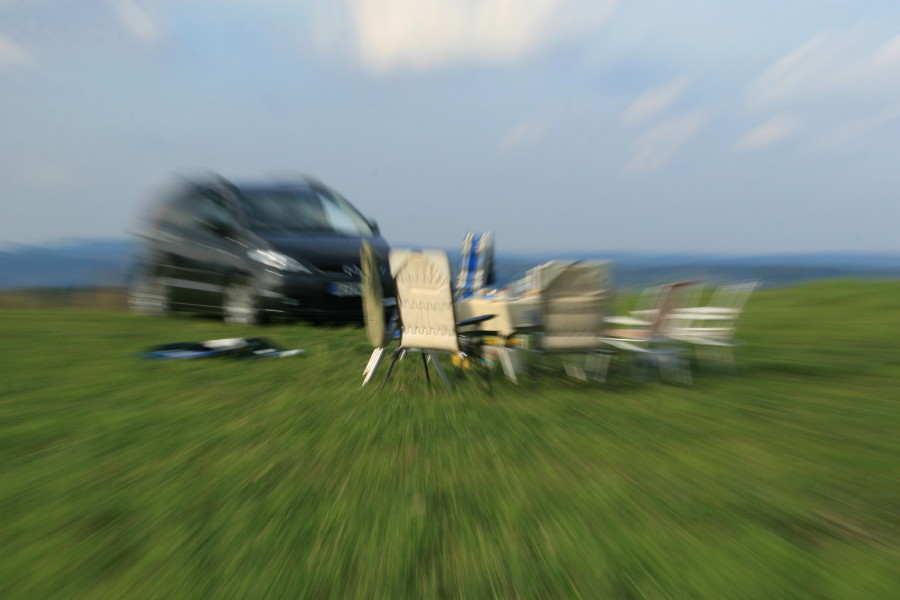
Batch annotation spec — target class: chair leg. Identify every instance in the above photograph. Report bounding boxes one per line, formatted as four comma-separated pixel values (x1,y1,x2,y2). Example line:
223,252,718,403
362,347,387,386
585,351,612,383
452,352,467,381
563,355,587,381
363,349,377,375
719,346,736,374
378,348,404,393
660,351,692,384
631,352,651,382
427,350,452,391
421,352,431,385
497,346,518,383
601,352,613,382
697,344,736,374
638,346,692,384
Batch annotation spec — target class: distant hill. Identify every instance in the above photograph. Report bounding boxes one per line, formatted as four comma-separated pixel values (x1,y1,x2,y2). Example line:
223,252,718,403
482,252,900,290
1,238,899,290
0,239,134,289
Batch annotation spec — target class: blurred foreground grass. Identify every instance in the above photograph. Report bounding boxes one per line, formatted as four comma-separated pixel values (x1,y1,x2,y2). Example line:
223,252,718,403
1,280,898,599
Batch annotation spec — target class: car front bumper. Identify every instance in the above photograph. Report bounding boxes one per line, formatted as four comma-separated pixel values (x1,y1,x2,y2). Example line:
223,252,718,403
255,269,393,321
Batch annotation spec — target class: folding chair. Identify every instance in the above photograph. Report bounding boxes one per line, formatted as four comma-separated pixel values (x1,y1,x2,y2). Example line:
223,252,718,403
360,239,396,386
534,261,614,382
380,249,494,392
603,280,700,383
455,232,495,300
664,281,760,372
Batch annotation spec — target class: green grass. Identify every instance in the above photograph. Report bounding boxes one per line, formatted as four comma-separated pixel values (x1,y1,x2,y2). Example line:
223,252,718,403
1,280,899,599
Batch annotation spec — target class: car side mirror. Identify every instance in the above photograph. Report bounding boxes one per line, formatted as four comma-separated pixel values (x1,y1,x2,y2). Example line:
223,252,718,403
367,218,380,235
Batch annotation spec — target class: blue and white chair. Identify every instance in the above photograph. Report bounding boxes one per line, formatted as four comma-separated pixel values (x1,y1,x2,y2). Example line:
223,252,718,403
455,232,495,300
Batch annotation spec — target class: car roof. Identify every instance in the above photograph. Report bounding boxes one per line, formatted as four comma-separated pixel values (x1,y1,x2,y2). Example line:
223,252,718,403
204,175,326,197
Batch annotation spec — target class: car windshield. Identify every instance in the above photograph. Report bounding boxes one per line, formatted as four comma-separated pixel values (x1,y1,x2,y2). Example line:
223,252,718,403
240,188,374,236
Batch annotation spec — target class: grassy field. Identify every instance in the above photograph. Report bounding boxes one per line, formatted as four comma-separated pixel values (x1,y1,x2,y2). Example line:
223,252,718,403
1,280,898,599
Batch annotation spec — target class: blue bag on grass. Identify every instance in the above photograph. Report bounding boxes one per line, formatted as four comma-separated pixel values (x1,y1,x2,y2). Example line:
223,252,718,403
143,337,304,359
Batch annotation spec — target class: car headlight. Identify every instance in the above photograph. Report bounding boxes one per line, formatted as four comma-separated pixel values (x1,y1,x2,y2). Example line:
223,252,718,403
248,249,312,274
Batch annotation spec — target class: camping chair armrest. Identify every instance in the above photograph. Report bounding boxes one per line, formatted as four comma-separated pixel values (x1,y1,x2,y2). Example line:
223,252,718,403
457,314,496,328
605,315,653,326
670,307,739,317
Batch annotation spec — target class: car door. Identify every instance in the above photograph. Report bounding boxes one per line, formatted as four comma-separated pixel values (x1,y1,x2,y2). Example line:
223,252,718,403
195,189,247,302
159,189,219,309
174,190,243,310
156,192,204,308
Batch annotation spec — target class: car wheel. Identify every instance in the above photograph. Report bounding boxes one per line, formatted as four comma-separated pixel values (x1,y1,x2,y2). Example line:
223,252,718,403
223,281,260,325
128,275,169,316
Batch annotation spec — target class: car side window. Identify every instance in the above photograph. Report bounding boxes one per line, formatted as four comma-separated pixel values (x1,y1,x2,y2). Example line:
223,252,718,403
161,194,196,232
316,189,373,236
320,195,361,235
194,190,239,233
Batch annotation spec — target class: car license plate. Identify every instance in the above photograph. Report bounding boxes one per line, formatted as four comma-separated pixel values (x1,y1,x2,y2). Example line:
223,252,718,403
328,282,362,297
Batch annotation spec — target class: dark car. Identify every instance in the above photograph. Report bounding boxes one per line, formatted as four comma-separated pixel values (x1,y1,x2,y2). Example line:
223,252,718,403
128,174,392,323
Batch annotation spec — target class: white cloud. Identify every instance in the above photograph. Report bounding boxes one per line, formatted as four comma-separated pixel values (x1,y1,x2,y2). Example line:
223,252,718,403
622,78,689,125
816,103,900,148
625,110,708,173
0,34,31,69
500,116,552,150
736,115,802,150
744,25,900,151
113,0,160,43
749,30,852,107
867,33,900,72
749,27,900,108
329,0,620,73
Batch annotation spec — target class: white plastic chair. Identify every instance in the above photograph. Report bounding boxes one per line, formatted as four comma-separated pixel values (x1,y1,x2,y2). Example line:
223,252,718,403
664,281,760,371
602,280,700,383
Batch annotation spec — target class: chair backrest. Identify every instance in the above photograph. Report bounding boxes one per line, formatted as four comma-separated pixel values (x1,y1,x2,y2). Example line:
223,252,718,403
391,249,460,353
651,280,700,336
455,232,495,299
708,281,760,312
634,284,663,311
541,261,612,350
524,260,577,295
360,240,390,348
697,281,760,339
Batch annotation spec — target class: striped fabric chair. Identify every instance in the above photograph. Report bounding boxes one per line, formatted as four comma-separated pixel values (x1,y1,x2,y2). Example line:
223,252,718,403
455,232,495,300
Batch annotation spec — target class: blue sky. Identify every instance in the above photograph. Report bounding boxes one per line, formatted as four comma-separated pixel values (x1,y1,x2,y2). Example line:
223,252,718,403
2,0,899,253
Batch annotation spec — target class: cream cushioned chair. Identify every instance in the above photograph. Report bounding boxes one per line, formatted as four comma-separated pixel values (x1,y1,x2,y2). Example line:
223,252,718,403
536,261,614,381
380,249,494,392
